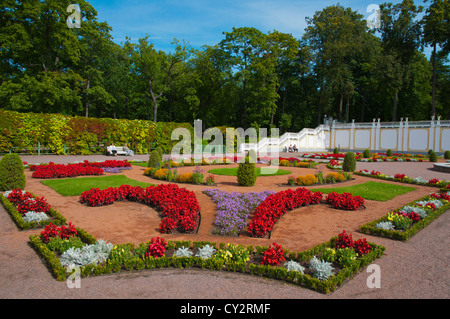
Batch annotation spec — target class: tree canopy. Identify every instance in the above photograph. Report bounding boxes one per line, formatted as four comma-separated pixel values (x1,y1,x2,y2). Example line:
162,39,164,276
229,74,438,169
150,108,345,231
1,0,448,132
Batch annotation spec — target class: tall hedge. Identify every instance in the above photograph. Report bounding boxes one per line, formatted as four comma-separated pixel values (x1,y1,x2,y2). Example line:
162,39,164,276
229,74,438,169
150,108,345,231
0,153,26,191
0,109,193,155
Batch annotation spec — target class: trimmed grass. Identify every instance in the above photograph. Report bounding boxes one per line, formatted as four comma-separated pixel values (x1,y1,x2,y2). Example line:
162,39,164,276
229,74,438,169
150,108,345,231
41,175,153,196
208,167,292,177
311,181,416,201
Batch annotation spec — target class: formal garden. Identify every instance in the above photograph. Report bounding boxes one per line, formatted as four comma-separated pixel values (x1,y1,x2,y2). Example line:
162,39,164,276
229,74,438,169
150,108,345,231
1,146,449,295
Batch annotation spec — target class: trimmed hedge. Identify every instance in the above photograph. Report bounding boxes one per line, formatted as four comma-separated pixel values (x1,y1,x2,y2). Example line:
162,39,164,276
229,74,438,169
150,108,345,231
0,109,193,155
360,194,450,241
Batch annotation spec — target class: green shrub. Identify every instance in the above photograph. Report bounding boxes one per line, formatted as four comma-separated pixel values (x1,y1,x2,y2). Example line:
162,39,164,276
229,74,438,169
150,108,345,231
387,149,393,157
333,147,339,154
237,157,257,186
429,150,438,162
156,146,163,159
0,153,26,191
342,152,356,172
148,150,162,168
428,149,434,156
363,149,371,158
444,151,450,160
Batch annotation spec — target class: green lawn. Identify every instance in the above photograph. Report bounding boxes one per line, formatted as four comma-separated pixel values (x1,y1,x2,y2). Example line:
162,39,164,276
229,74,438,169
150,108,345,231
41,175,153,196
207,167,292,177
311,181,416,201
130,162,148,167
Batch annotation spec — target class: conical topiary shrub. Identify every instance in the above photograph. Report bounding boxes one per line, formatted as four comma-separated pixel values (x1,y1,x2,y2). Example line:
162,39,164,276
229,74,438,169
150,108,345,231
342,152,356,172
237,157,257,186
148,149,162,168
0,153,26,191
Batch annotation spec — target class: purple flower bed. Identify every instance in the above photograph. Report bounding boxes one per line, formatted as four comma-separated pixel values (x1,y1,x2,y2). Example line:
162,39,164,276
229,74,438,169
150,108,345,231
102,167,132,173
203,188,275,236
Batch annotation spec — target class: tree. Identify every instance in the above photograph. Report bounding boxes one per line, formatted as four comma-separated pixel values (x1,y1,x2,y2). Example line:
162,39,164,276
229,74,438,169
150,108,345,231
303,4,371,122
422,0,450,117
378,0,424,121
131,36,190,122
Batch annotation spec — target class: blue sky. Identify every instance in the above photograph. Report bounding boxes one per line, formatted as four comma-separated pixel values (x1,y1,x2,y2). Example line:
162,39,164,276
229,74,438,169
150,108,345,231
87,0,408,52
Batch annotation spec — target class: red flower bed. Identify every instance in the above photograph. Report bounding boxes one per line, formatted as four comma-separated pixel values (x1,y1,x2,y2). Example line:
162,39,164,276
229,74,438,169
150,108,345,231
7,189,50,215
326,192,365,211
40,222,77,243
334,230,372,256
79,184,200,234
145,237,167,258
261,242,285,266
30,160,131,179
248,188,322,238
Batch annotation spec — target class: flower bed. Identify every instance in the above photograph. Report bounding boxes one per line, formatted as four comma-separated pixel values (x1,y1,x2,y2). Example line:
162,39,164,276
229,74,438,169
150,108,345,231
203,189,275,236
325,192,365,211
28,227,384,294
79,184,201,234
144,166,215,186
1,189,66,230
287,171,352,186
360,192,450,241
303,152,428,162
356,169,449,188
30,160,132,179
248,188,323,238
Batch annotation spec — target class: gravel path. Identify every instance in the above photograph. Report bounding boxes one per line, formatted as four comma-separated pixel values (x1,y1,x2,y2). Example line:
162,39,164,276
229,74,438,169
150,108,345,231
0,154,449,302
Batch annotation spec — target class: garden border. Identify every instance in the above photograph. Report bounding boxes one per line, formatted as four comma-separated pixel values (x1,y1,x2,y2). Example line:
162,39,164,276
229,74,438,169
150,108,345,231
360,194,450,241
28,229,385,294
0,193,66,230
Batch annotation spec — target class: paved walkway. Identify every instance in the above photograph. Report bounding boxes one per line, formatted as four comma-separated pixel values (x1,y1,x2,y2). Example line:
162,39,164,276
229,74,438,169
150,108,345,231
0,154,449,301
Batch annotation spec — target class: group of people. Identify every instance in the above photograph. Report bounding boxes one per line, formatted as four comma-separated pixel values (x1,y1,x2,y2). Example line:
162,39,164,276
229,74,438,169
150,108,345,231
106,143,134,156
288,144,298,153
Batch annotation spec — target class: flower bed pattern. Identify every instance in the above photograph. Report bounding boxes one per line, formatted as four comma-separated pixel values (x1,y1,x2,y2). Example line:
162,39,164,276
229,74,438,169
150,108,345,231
1,189,66,229
360,192,450,241
30,160,132,179
356,169,449,188
79,184,201,234
28,226,385,294
248,188,323,238
203,189,275,236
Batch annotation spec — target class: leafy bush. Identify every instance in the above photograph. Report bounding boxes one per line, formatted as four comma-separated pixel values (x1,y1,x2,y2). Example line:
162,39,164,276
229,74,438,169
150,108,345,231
196,244,216,259
0,153,26,191
387,149,393,157
284,260,305,274
148,150,162,168
336,247,357,267
309,256,334,281
444,151,450,160
363,149,371,158
342,152,356,172
429,150,438,162
237,157,257,186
